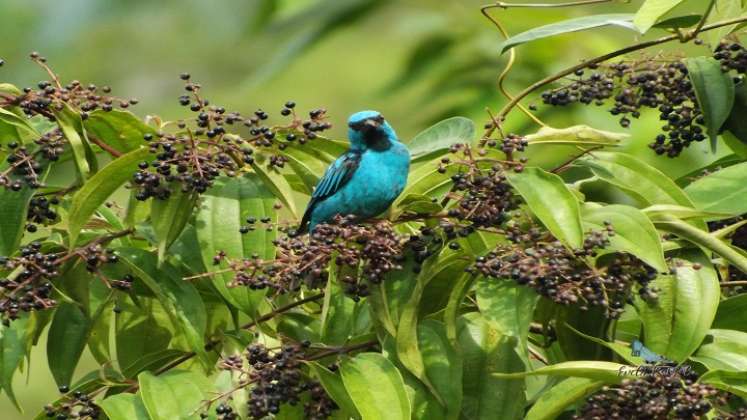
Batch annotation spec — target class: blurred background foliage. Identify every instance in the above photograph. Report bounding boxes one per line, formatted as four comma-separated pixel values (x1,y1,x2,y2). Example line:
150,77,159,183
0,0,735,416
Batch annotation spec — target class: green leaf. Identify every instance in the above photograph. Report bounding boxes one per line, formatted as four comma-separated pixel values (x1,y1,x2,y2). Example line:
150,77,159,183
525,377,604,420
691,329,747,372
723,80,747,151
0,107,38,140
407,117,474,161
475,278,537,344
53,104,96,180
1,316,31,410
642,204,729,221
195,174,275,316
98,393,150,420
633,0,686,33
685,56,735,152
117,248,208,368
493,360,631,382
47,302,90,388
308,362,360,418
115,298,178,377
704,0,745,47
392,159,458,218
138,370,211,420
700,369,747,398
418,320,462,419
684,162,747,215
67,147,149,245
506,167,584,248
653,214,747,273
396,194,443,215
84,110,155,154
500,14,636,54
582,204,668,272
578,151,707,228
459,313,526,420
652,14,702,29
0,186,35,257
150,189,197,261
525,124,627,147
396,252,466,404
577,152,695,207
713,294,747,332
340,353,411,420
320,270,357,345
635,250,720,362
251,162,298,219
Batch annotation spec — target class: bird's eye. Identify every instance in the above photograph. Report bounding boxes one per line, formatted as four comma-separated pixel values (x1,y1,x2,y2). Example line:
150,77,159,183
376,115,385,123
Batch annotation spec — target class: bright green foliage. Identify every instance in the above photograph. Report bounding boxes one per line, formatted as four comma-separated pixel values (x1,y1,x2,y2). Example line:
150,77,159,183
2,1,747,419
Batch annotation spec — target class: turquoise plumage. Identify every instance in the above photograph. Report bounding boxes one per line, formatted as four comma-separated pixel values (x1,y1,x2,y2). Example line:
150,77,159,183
298,111,410,232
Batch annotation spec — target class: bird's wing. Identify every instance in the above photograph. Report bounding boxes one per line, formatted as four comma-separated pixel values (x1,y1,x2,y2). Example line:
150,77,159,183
298,150,362,232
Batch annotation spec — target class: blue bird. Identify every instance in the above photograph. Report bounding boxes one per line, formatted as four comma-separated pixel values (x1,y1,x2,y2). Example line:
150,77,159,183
298,110,410,233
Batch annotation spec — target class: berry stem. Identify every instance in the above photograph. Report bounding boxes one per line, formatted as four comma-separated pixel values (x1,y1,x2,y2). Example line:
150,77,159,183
240,292,324,330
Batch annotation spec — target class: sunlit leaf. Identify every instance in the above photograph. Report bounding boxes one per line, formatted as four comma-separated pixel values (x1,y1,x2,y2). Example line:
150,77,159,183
98,393,150,420
506,167,584,248
525,377,604,420
340,353,411,420
53,104,97,180
635,250,719,362
500,14,637,53
691,329,747,372
84,109,155,154
633,0,686,33
684,162,747,215
582,204,667,272
138,370,212,420
196,174,275,316
67,147,149,246
407,117,474,161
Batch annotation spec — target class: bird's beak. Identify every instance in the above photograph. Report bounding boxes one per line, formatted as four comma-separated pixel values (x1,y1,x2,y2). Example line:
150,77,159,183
364,119,380,129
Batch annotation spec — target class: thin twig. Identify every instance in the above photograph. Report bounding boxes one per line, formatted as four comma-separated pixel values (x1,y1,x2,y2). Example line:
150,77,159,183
551,145,603,173
689,0,716,41
304,340,379,361
88,134,123,158
720,281,747,287
241,293,325,330
481,5,547,128
488,0,614,8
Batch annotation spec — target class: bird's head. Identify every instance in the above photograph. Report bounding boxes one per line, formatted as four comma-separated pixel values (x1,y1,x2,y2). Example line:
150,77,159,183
347,110,398,151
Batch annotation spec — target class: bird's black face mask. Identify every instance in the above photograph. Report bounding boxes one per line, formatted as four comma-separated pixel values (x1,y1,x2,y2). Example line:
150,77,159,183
349,115,390,151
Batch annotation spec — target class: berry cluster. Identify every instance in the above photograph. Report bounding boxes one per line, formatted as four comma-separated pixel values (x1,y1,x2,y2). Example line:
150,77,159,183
223,219,406,299
448,166,518,228
214,343,337,419
473,225,658,318
0,242,59,323
131,74,331,200
540,59,708,157
1,144,46,191
26,195,60,232
714,41,747,75
574,367,725,419
14,52,136,120
44,389,101,420
494,133,528,156
0,237,127,323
